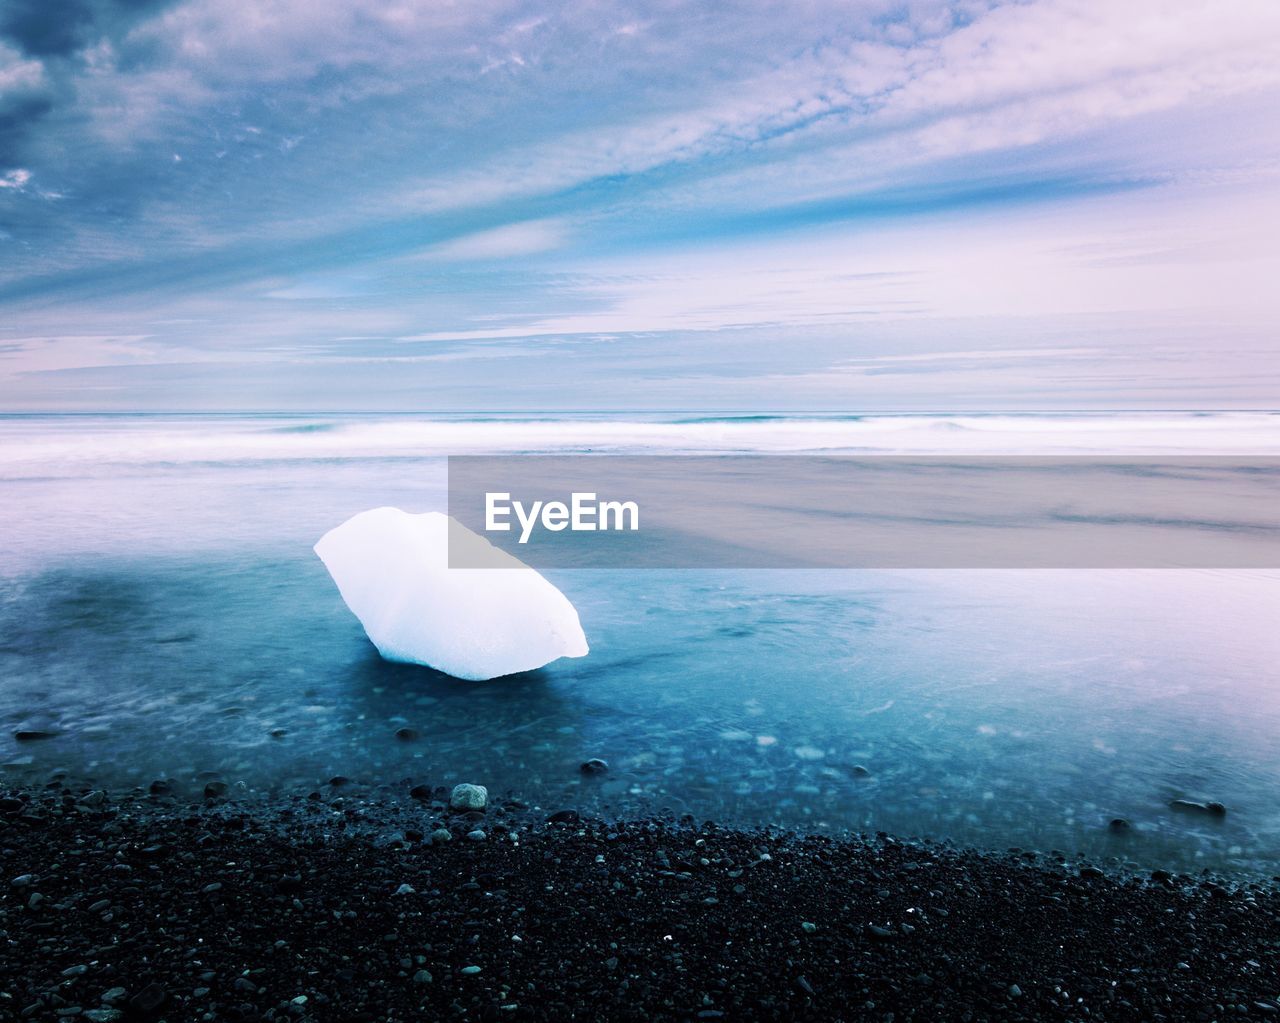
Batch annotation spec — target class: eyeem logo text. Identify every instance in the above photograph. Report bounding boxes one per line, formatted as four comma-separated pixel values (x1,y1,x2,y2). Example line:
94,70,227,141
485,492,640,544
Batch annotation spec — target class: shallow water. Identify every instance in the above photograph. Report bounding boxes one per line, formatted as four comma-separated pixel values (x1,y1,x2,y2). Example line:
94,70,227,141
2,413,1279,875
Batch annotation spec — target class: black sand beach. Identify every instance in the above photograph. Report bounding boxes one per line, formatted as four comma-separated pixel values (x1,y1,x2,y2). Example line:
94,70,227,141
4,782,1280,1022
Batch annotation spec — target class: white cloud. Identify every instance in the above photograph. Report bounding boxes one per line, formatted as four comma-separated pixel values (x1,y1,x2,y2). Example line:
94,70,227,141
0,169,32,189
0,42,45,91
400,176,1280,340
415,219,566,262
398,0,1280,217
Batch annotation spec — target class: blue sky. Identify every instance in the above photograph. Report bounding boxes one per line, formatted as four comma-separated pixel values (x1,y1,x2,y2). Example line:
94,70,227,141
1,0,1278,410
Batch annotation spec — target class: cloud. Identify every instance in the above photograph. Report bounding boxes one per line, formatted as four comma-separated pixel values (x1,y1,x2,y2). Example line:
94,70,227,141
0,0,1278,409
393,0,1280,223
416,220,566,262
0,0,175,58
0,42,53,166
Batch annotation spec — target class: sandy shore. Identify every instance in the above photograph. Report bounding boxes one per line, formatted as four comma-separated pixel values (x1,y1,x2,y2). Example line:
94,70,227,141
3,782,1279,1021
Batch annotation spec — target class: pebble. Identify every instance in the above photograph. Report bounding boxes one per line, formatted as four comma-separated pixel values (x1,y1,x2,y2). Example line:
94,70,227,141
1169,799,1227,817
10,874,34,888
449,783,488,812
580,758,609,775
0,780,1277,1022
467,829,487,842
431,828,452,844
395,727,419,741
129,983,166,1014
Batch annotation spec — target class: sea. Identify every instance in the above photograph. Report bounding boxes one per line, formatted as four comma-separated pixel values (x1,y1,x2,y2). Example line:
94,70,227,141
2,411,1278,874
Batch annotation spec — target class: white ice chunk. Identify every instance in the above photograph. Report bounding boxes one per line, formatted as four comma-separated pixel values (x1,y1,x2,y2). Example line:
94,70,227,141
315,508,588,681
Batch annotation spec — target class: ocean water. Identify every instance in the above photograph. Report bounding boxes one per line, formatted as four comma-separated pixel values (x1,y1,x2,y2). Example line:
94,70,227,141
2,412,1279,874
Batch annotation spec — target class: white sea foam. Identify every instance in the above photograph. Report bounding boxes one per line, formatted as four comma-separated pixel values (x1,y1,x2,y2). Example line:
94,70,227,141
1,411,1278,477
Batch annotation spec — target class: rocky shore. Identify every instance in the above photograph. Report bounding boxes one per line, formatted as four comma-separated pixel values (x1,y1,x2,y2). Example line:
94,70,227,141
3,781,1280,1022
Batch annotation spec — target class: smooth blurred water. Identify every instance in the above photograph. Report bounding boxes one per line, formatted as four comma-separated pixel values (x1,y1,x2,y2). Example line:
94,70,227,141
2,413,1279,874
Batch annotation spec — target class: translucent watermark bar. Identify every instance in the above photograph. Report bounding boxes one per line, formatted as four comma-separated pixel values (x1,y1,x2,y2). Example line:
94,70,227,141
447,456,1280,568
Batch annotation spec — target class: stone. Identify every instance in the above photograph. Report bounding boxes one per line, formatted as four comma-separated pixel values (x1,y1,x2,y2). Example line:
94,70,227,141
1170,799,1226,816
129,983,167,1014
449,783,488,812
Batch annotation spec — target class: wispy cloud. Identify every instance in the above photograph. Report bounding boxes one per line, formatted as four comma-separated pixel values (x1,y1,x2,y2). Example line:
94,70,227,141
1,0,1278,408
416,219,567,262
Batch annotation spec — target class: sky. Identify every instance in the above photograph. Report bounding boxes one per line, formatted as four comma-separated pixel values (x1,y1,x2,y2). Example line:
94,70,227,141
0,0,1278,411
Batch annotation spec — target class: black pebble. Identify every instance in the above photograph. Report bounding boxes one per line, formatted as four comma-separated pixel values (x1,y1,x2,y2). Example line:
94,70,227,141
130,982,167,1015
14,730,59,742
